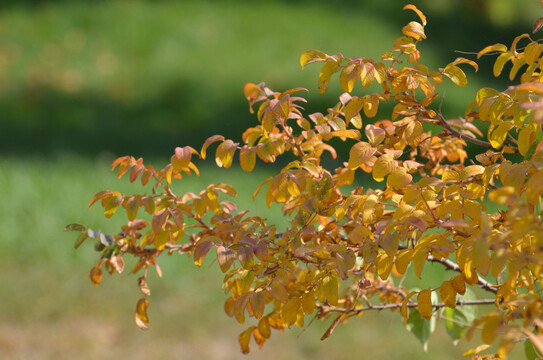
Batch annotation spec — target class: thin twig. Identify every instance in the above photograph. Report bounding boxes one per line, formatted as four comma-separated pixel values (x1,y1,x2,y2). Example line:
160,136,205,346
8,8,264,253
318,298,496,315
437,113,519,153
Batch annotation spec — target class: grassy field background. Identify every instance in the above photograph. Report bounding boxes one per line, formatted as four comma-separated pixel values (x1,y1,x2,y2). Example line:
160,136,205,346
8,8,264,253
0,0,539,359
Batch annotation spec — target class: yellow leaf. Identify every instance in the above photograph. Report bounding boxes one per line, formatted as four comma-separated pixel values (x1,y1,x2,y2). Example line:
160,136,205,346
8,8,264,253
481,314,501,344
322,275,338,306
153,231,169,251
451,274,466,295
268,280,289,303
395,248,413,275
405,120,423,147
412,247,427,279
340,62,362,93
387,167,412,188
443,65,467,87
376,252,394,280
301,291,316,315
201,135,225,159
451,57,479,72
373,62,387,84
488,186,515,205
363,95,379,118
89,263,102,286
88,190,112,209
365,124,386,146
476,88,499,106
463,265,479,286
489,121,513,148
417,288,433,320
401,291,417,326
300,49,327,69
518,127,535,156
477,43,508,58
493,52,514,77
281,297,301,327
135,298,150,330
252,327,266,349
459,165,484,180
348,142,376,170
103,194,122,219
402,21,426,40
524,42,543,66
258,317,271,339
360,62,376,88
439,280,457,309
324,129,361,141
239,326,254,354
373,154,396,182
344,97,364,122
216,139,237,168
336,249,356,275
318,61,341,94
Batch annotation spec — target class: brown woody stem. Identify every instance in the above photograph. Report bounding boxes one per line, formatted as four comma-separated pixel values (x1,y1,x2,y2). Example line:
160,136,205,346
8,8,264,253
436,113,519,153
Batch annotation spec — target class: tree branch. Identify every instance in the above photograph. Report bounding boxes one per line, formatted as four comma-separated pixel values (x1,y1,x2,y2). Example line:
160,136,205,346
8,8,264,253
318,298,496,315
436,113,519,153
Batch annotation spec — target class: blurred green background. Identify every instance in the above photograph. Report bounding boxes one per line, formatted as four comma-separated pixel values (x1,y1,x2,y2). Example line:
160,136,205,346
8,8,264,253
0,0,539,359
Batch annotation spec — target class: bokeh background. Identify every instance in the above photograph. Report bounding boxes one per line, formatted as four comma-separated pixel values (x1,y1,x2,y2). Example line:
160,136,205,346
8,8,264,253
0,0,540,359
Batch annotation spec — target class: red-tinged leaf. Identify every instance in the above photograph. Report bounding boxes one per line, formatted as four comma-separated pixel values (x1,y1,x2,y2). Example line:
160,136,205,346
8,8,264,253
243,82,262,102
171,146,193,171
168,206,184,228
141,197,155,215
124,196,139,221
217,245,236,273
402,21,426,40
238,247,254,269
201,135,225,159
110,156,129,171
136,276,150,296
403,4,427,26
250,290,266,320
477,43,508,58
152,209,168,234
129,164,144,183
193,240,215,267
300,50,328,69
141,166,154,186
88,190,112,209
89,263,102,286
135,298,150,330
239,326,254,354
240,146,256,172
109,255,125,274
534,16,543,33
268,280,289,303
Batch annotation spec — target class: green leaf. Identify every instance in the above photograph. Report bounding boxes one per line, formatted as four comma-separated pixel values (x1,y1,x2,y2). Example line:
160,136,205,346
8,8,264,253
405,307,436,352
525,338,542,360
64,223,87,232
74,232,89,249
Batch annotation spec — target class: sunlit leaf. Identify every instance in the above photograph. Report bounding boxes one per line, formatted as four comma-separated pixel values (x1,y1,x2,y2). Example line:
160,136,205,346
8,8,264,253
300,50,328,69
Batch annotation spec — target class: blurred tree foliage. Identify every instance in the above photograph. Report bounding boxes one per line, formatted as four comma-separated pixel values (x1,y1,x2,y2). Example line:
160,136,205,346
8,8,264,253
0,0,539,158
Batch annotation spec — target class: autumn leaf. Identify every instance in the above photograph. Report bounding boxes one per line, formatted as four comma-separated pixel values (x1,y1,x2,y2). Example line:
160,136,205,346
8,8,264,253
417,289,433,320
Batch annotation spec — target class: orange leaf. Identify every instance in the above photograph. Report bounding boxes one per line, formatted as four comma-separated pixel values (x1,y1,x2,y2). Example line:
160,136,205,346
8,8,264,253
135,298,150,330
89,263,102,286
403,4,427,26
417,288,433,320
